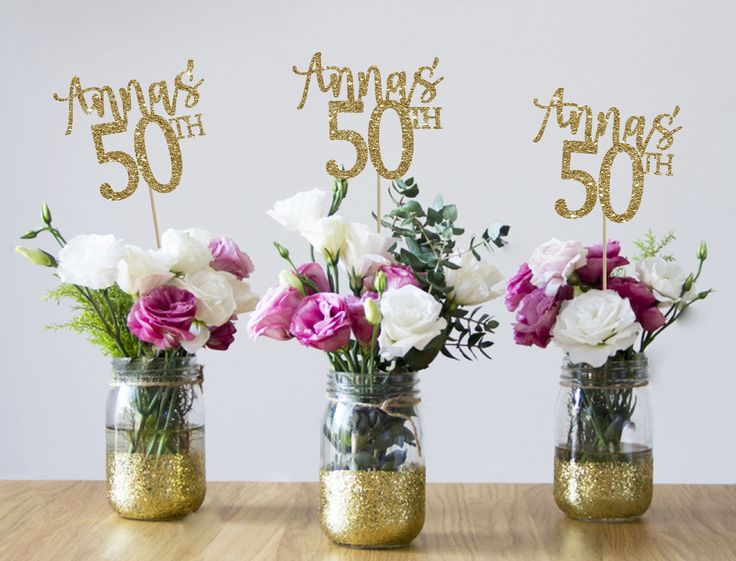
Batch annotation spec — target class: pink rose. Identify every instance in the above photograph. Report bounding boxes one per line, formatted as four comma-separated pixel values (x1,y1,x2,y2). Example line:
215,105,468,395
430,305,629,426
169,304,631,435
209,236,255,280
127,285,197,350
505,263,534,312
576,241,629,286
297,262,330,293
513,288,560,348
364,264,421,292
290,293,351,352
206,320,237,351
347,293,377,345
247,285,302,341
608,277,665,332
528,239,587,296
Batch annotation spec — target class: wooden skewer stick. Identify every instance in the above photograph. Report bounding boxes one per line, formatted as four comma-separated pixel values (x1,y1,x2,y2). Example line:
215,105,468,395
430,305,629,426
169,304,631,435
148,186,161,249
602,211,608,291
376,172,381,233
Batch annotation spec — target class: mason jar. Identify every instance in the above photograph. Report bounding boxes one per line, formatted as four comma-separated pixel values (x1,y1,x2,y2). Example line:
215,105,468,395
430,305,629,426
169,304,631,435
106,356,206,520
319,371,425,548
553,355,653,521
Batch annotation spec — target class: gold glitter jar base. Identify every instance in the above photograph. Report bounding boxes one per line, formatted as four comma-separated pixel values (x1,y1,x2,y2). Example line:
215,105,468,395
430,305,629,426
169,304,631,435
106,452,206,520
553,449,653,522
319,465,425,548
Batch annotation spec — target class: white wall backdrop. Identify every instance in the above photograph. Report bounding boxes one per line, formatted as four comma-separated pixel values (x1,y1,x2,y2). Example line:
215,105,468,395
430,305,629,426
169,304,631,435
1,0,734,483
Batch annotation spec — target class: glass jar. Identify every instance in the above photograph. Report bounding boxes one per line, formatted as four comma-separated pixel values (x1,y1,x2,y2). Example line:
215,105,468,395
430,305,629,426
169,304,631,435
106,356,206,520
319,371,425,548
554,355,653,521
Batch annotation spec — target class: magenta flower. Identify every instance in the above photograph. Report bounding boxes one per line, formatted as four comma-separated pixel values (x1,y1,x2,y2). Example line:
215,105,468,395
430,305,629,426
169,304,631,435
505,263,535,312
608,277,666,331
209,236,255,280
347,293,377,345
576,241,629,286
290,293,351,352
206,320,237,351
513,288,560,348
364,264,421,292
127,285,197,350
247,284,302,341
297,262,330,293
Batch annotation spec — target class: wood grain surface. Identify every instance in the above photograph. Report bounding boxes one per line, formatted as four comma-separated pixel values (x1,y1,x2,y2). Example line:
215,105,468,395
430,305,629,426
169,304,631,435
0,482,733,561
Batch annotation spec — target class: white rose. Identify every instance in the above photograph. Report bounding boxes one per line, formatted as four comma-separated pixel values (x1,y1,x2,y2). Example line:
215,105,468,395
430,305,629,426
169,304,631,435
636,257,695,304
528,239,587,295
160,229,213,274
116,245,175,296
445,253,504,306
378,285,448,360
57,234,125,289
301,215,347,260
175,269,236,326
218,271,259,314
267,188,330,233
181,228,215,246
340,222,393,278
551,289,641,367
181,322,211,354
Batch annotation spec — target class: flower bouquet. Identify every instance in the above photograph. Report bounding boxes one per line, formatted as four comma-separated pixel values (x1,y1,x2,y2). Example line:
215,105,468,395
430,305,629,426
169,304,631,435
506,234,711,521
249,176,509,547
17,203,257,519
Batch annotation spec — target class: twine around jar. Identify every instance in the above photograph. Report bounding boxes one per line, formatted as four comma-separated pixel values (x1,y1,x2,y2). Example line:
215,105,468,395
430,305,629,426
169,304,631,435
327,394,423,457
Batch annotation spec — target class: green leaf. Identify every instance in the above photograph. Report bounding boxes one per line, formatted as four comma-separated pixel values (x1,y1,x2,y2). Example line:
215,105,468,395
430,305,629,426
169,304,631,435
442,204,458,222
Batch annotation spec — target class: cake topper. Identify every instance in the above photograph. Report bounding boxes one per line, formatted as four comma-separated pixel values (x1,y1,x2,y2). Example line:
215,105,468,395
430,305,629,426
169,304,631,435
53,60,206,245
293,52,444,181
533,87,681,224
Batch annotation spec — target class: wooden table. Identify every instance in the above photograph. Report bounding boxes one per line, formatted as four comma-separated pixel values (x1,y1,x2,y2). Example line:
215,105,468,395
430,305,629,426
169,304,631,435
0,482,733,560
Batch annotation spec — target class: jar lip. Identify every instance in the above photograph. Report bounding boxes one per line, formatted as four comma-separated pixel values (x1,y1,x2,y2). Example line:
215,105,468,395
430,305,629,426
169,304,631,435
111,355,201,380
561,354,648,384
327,370,418,400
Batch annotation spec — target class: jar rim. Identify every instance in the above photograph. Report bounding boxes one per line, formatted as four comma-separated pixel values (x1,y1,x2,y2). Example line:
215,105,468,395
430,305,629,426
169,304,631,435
326,370,418,401
111,355,201,381
561,354,648,386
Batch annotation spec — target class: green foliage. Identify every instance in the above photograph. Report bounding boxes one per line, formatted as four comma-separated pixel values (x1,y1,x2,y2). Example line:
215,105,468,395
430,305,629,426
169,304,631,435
442,307,499,361
45,283,141,357
323,403,417,471
382,177,509,297
381,177,508,366
633,229,676,261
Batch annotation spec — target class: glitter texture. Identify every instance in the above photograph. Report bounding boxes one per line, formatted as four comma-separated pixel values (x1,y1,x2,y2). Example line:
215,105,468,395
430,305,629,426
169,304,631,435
320,464,425,548
597,143,644,223
326,100,368,179
134,113,183,195
106,452,206,520
367,101,415,179
554,447,653,521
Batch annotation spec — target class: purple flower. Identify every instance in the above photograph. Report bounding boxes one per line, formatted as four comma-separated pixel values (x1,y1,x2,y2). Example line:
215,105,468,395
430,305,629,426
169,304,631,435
297,262,330,293
576,241,629,286
384,264,422,290
513,288,560,348
505,263,535,312
347,293,377,345
247,285,302,341
206,320,237,351
127,285,197,350
209,236,255,280
290,293,351,352
608,277,666,331
364,264,421,292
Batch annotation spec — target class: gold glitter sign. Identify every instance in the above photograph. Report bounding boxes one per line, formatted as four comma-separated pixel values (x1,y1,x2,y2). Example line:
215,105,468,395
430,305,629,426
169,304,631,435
293,52,444,180
533,87,681,223
53,60,205,202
